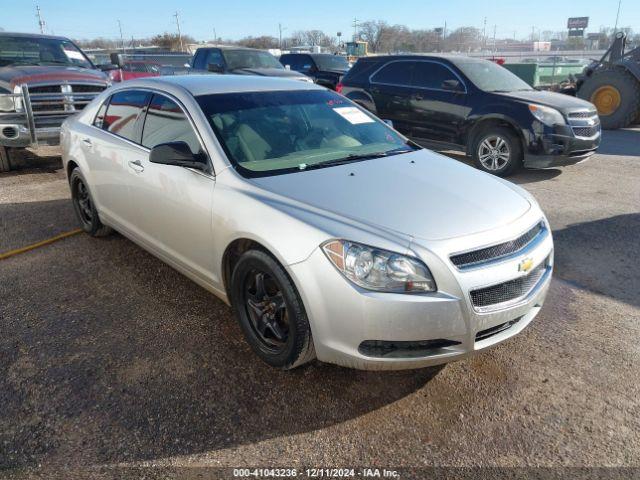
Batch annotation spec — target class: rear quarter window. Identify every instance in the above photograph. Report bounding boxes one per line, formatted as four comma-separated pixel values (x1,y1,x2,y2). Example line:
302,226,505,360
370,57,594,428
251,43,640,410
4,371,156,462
371,61,413,86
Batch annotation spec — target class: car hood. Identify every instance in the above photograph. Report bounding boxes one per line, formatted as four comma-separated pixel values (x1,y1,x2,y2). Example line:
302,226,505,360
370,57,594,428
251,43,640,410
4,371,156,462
495,89,594,113
231,67,308,79
0,65,108,89
250,150,531,241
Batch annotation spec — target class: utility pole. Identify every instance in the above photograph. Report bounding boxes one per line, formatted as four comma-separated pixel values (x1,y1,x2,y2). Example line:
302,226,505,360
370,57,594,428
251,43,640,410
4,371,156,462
278,23,286,49
117,20,125,54
213,27,217,43
174,11,184,52
614,0,622,33
352,18,359,41
482,17,487,51
443,21,447,51
493,24,497,54
36,5,46,34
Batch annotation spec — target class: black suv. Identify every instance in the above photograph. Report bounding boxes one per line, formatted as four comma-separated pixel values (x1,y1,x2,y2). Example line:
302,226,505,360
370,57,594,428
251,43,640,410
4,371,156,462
279,53,350,90
190,46,311,83
339,55,601,176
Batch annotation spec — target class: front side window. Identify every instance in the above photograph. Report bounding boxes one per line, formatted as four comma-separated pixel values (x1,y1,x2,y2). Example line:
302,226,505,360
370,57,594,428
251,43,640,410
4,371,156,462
142,94,201,154
371,62,412,86
197,90,416,177
223,50,283,70
411,62,459,90
0,36,93,68
102,90,151,142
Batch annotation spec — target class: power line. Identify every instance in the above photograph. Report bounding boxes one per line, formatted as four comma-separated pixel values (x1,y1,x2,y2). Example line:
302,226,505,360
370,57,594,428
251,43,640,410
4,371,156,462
36,5,46,34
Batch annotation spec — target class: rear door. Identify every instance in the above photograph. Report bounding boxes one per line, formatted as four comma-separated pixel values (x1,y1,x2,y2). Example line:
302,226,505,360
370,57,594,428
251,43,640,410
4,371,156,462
407,61,470,144
368,61,414,135
86,89,151,230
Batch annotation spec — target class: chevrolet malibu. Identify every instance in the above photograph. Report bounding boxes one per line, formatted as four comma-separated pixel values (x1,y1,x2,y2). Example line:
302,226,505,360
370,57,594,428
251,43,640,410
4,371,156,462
61,76,554,370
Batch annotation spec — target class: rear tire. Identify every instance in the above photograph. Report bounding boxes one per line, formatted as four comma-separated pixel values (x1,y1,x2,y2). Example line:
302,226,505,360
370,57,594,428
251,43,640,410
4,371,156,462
0,146,11,173
577,68,640,130
230,250,315,370
471,126,522,177
69,168,113,237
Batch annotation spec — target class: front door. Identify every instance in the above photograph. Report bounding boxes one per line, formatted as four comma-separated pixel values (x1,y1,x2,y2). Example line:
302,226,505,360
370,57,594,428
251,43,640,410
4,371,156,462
407,61,470,145
129,93,216,284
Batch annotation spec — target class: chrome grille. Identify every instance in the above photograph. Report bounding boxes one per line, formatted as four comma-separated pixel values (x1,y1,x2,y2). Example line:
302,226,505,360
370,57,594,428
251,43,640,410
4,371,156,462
27,83,107,117
450,222,545,269
567,109,600,139
568,110,597,118
470,259,549,311
572,126,599,138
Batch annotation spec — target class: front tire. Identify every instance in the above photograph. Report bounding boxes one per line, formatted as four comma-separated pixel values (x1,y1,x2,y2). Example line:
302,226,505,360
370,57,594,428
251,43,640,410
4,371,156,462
471,126,522,177
230,250,315,370
70,168,113,237
0,146,11,173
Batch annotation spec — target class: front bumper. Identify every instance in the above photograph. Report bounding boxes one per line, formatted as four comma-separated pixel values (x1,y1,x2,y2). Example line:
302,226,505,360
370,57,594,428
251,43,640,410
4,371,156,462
0,120,61,147
523,124,600,169
289,209,554,370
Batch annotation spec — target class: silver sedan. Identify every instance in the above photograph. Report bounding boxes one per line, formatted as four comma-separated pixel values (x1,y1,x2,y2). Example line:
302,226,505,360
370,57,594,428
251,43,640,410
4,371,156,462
61,75,554,370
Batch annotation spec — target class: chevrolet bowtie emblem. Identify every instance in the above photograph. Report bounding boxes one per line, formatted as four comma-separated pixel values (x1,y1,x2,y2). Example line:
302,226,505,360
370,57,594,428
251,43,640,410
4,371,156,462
518,257,534,273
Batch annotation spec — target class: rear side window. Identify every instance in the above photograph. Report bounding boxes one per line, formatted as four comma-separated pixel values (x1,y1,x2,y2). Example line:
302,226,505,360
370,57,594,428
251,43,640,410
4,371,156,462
141,94,201,154
371,61,412,86
102,90,151,142
412,62,458,90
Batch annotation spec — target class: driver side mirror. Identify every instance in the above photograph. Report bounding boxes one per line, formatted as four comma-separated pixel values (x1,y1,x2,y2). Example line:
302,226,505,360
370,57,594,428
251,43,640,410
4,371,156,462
97,63,120,72
207,63,225,73
442,79,463,92
149,142,208,171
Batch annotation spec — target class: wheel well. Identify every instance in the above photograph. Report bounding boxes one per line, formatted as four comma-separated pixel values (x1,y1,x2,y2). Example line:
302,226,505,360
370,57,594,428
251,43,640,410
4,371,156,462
66,160,79,181
222,238,271,297
465,118,524,155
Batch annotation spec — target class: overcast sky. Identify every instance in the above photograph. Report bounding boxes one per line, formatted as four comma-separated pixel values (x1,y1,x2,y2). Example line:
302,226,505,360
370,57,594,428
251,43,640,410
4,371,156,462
2,0,637,41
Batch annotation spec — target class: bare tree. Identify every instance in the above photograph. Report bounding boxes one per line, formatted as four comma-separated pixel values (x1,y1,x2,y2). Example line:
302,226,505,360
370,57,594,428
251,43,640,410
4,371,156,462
237,36,279,49
359,20,388,52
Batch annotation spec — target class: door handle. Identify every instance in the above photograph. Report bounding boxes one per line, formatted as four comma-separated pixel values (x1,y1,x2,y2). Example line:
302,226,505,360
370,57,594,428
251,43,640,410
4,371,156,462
128,160,144,173
82,138,92,147
413,93,424,100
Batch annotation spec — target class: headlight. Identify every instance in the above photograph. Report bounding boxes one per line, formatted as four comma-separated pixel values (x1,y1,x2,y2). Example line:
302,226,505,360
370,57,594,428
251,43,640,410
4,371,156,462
0,94,14,112
322,240,436,293
528,104,565,126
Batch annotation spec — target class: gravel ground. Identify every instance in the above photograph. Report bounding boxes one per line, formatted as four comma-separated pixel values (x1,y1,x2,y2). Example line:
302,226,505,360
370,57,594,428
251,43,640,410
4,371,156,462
1,131,639,478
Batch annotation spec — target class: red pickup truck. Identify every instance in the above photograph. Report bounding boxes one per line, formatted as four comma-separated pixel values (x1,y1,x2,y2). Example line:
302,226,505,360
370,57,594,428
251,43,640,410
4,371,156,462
107,61,161,82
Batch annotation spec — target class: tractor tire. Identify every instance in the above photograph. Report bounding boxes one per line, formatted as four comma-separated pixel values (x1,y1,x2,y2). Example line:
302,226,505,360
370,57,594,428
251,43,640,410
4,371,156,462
0,146,11,173
577,67,640,130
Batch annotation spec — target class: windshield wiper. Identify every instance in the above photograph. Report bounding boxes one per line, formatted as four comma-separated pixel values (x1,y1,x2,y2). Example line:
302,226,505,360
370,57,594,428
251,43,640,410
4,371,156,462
299,147,413,170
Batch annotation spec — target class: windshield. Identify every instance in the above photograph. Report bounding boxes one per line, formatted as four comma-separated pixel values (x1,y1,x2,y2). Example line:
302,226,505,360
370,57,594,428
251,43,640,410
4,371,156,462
197,90,415,177
223,50,283,70
314,55,350,71
455,59,533,92
0,36,93,68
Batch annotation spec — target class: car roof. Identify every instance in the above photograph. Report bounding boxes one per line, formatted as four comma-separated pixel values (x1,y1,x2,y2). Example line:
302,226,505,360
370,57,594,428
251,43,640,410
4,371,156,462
123,74,323,96
0,31,72,41
359,53,480,64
